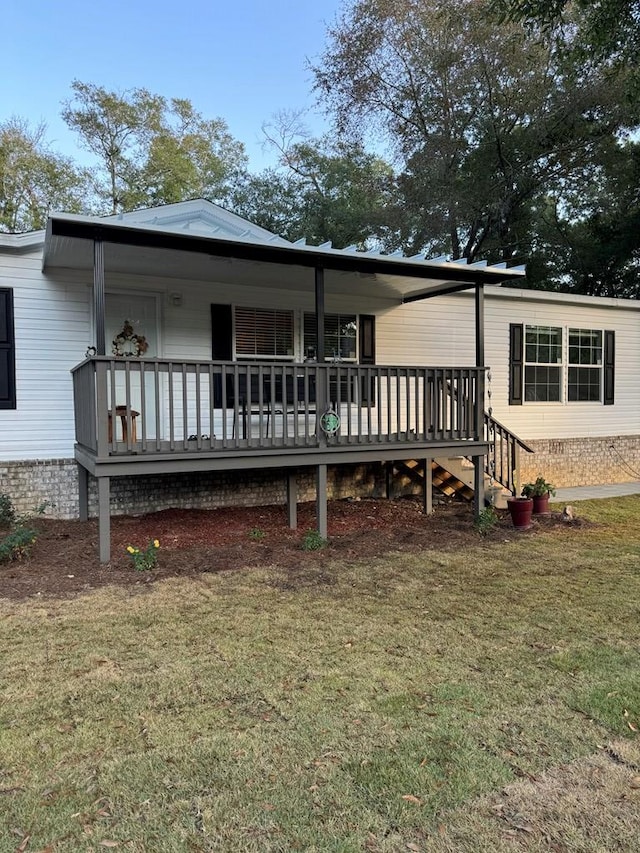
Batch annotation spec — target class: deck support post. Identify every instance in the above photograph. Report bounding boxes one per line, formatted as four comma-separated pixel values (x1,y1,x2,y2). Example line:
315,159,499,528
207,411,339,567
287,471,297,530
97,476,111,563
473,455,484,519
78,464,89,522
316,464,327,539
474,283,486,519
423,457,433,515
386,463,393,499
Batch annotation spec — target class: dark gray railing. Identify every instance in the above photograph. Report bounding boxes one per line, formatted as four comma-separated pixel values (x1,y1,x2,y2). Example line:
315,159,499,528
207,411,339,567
71,358,485,457
484,412,534,495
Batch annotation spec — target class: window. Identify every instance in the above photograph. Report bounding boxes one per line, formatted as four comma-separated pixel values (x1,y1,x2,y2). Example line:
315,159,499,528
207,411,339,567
0,288,16,410
524,326,562,402
304,313,357,361
509,324,614,406
235,307,294,358
568,329,602,401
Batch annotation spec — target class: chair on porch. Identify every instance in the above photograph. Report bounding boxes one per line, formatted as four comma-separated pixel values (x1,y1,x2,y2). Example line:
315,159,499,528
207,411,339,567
108,406,140,443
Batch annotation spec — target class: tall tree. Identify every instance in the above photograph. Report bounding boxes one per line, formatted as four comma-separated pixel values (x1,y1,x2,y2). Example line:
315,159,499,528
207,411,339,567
62,81,247,214
315,0,637,265
0,118,88,233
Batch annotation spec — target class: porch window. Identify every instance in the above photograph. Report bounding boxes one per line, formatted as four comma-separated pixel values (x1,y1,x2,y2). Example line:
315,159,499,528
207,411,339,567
524,326,562,402
304,313,357,361
235,307,294,358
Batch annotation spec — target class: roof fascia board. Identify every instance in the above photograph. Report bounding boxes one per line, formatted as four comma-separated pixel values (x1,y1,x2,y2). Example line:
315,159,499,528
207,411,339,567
48,216,523,287
402,280,479,302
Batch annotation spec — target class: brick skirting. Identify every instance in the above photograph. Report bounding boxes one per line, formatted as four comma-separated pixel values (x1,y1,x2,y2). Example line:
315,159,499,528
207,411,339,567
2,436,638,519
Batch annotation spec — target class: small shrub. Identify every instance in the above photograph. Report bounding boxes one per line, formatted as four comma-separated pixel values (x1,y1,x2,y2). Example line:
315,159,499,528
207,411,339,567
249,527,266,541
127,539,160,571
0,493,15,527
474,505,498,536
301,529,327,551
0,527,37,562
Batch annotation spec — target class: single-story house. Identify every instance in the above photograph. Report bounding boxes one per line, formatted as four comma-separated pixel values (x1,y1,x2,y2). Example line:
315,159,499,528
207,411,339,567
1,200,638,560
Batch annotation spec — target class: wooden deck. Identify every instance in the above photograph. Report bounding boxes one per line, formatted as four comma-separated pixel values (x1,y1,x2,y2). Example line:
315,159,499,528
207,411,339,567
72,357,490,561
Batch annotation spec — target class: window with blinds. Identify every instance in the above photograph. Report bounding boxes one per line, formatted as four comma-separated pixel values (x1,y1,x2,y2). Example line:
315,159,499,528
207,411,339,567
304,313,357,361
235,307,294,358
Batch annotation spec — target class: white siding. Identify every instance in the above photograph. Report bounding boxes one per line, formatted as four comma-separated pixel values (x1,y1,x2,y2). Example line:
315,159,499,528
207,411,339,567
1,246,638,464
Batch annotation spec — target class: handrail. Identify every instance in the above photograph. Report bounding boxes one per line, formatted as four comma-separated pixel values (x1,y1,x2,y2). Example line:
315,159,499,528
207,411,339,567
483,411,534,495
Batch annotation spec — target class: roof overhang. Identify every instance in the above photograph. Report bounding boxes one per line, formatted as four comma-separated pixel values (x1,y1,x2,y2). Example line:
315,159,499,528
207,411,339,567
43,213,526,302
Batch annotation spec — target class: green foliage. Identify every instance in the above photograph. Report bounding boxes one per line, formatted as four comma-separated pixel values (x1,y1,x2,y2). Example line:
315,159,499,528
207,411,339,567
474,505,499,536
301,529,327,551
315,0,638,278
522,476,556,498
126,539,160,571
0,117,88,233
62,80,247,214
249,527,266,541
0,526,37,562
0,492,15,527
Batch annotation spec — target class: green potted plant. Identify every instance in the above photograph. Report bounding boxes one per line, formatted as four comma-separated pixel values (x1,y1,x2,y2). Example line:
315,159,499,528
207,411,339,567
521,476,556,515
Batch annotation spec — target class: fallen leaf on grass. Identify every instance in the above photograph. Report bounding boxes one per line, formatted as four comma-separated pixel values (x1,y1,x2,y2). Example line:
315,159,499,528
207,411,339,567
15,834,30,852
401,794,422,804
99,842,119,848
630,777,640,789
628,722,638,732
406,844,421,852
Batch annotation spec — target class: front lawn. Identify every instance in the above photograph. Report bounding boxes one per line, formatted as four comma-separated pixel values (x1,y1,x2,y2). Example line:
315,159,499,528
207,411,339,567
1,497,639,851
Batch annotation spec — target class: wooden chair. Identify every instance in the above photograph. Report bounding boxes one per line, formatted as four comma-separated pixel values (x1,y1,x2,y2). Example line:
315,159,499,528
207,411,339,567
108,406,139,443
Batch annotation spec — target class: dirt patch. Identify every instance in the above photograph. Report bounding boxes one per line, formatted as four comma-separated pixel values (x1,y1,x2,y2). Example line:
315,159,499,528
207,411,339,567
0,498,582,601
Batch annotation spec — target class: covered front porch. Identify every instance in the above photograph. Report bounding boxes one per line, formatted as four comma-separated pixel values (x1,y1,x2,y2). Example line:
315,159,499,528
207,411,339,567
45,202,525,561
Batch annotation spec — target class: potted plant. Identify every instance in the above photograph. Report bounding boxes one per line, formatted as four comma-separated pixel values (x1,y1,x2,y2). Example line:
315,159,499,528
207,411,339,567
521,477,556,515
506,495,534,530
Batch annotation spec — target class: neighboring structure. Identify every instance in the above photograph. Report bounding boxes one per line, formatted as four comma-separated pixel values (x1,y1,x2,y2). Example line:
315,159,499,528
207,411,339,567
1,201,638,558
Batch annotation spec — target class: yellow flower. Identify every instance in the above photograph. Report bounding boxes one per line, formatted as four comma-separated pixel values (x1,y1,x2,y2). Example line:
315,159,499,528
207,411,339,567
153,539,160,549
126,545,135,554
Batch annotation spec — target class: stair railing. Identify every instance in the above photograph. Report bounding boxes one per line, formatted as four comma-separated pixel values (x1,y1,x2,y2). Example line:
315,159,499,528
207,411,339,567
483,412,534,496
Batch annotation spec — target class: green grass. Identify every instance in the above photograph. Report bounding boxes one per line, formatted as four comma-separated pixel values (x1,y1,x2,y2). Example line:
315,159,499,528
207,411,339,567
1,496,640,851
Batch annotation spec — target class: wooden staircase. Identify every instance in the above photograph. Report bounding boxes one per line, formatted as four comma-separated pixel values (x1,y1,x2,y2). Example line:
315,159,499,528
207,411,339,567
387,413,534,505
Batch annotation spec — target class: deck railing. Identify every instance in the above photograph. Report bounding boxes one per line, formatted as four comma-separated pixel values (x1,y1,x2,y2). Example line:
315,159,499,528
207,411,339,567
71,358,485,457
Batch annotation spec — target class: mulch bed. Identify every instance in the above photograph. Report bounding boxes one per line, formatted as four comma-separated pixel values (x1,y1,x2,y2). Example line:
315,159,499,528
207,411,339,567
0,497,575,601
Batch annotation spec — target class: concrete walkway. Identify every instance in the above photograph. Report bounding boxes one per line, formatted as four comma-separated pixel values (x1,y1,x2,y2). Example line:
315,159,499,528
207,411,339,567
552,482,640,502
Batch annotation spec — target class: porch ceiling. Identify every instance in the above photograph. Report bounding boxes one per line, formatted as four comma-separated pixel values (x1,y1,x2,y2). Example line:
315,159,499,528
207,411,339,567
44,213,525,302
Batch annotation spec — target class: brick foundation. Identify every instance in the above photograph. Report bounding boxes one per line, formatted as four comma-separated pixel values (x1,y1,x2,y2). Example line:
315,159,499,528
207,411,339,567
0,459,388,520
519,435,640,488
2,436,638,520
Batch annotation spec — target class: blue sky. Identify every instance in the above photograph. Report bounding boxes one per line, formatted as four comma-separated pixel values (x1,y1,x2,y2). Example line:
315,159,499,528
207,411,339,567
2,0,343,171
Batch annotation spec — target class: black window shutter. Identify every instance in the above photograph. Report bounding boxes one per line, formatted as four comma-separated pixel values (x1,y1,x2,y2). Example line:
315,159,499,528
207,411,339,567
604,330,615,405
211,304,233,407
359,314,376,404
211,304,233,360
0,288,16,410
359,314,375,364
509,323,524,406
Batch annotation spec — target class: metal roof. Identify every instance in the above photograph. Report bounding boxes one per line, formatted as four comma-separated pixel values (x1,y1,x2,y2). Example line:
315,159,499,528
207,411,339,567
39,200,526,301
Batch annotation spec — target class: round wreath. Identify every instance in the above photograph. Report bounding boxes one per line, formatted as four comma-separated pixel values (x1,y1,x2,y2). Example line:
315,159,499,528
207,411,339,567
112,319,149,358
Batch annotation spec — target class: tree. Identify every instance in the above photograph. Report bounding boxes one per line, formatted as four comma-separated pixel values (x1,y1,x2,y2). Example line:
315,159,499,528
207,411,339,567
62,81,247,214
493,0,640,66
0,118,88,233
314,0,637,266
230,113,396,246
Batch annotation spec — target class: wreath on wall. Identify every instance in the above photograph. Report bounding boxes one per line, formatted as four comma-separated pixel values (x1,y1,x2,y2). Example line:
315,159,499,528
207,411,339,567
112,319,149,357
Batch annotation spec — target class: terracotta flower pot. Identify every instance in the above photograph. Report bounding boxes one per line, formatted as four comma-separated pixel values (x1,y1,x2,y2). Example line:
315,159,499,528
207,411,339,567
507,497,533,530
532,493,551,515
